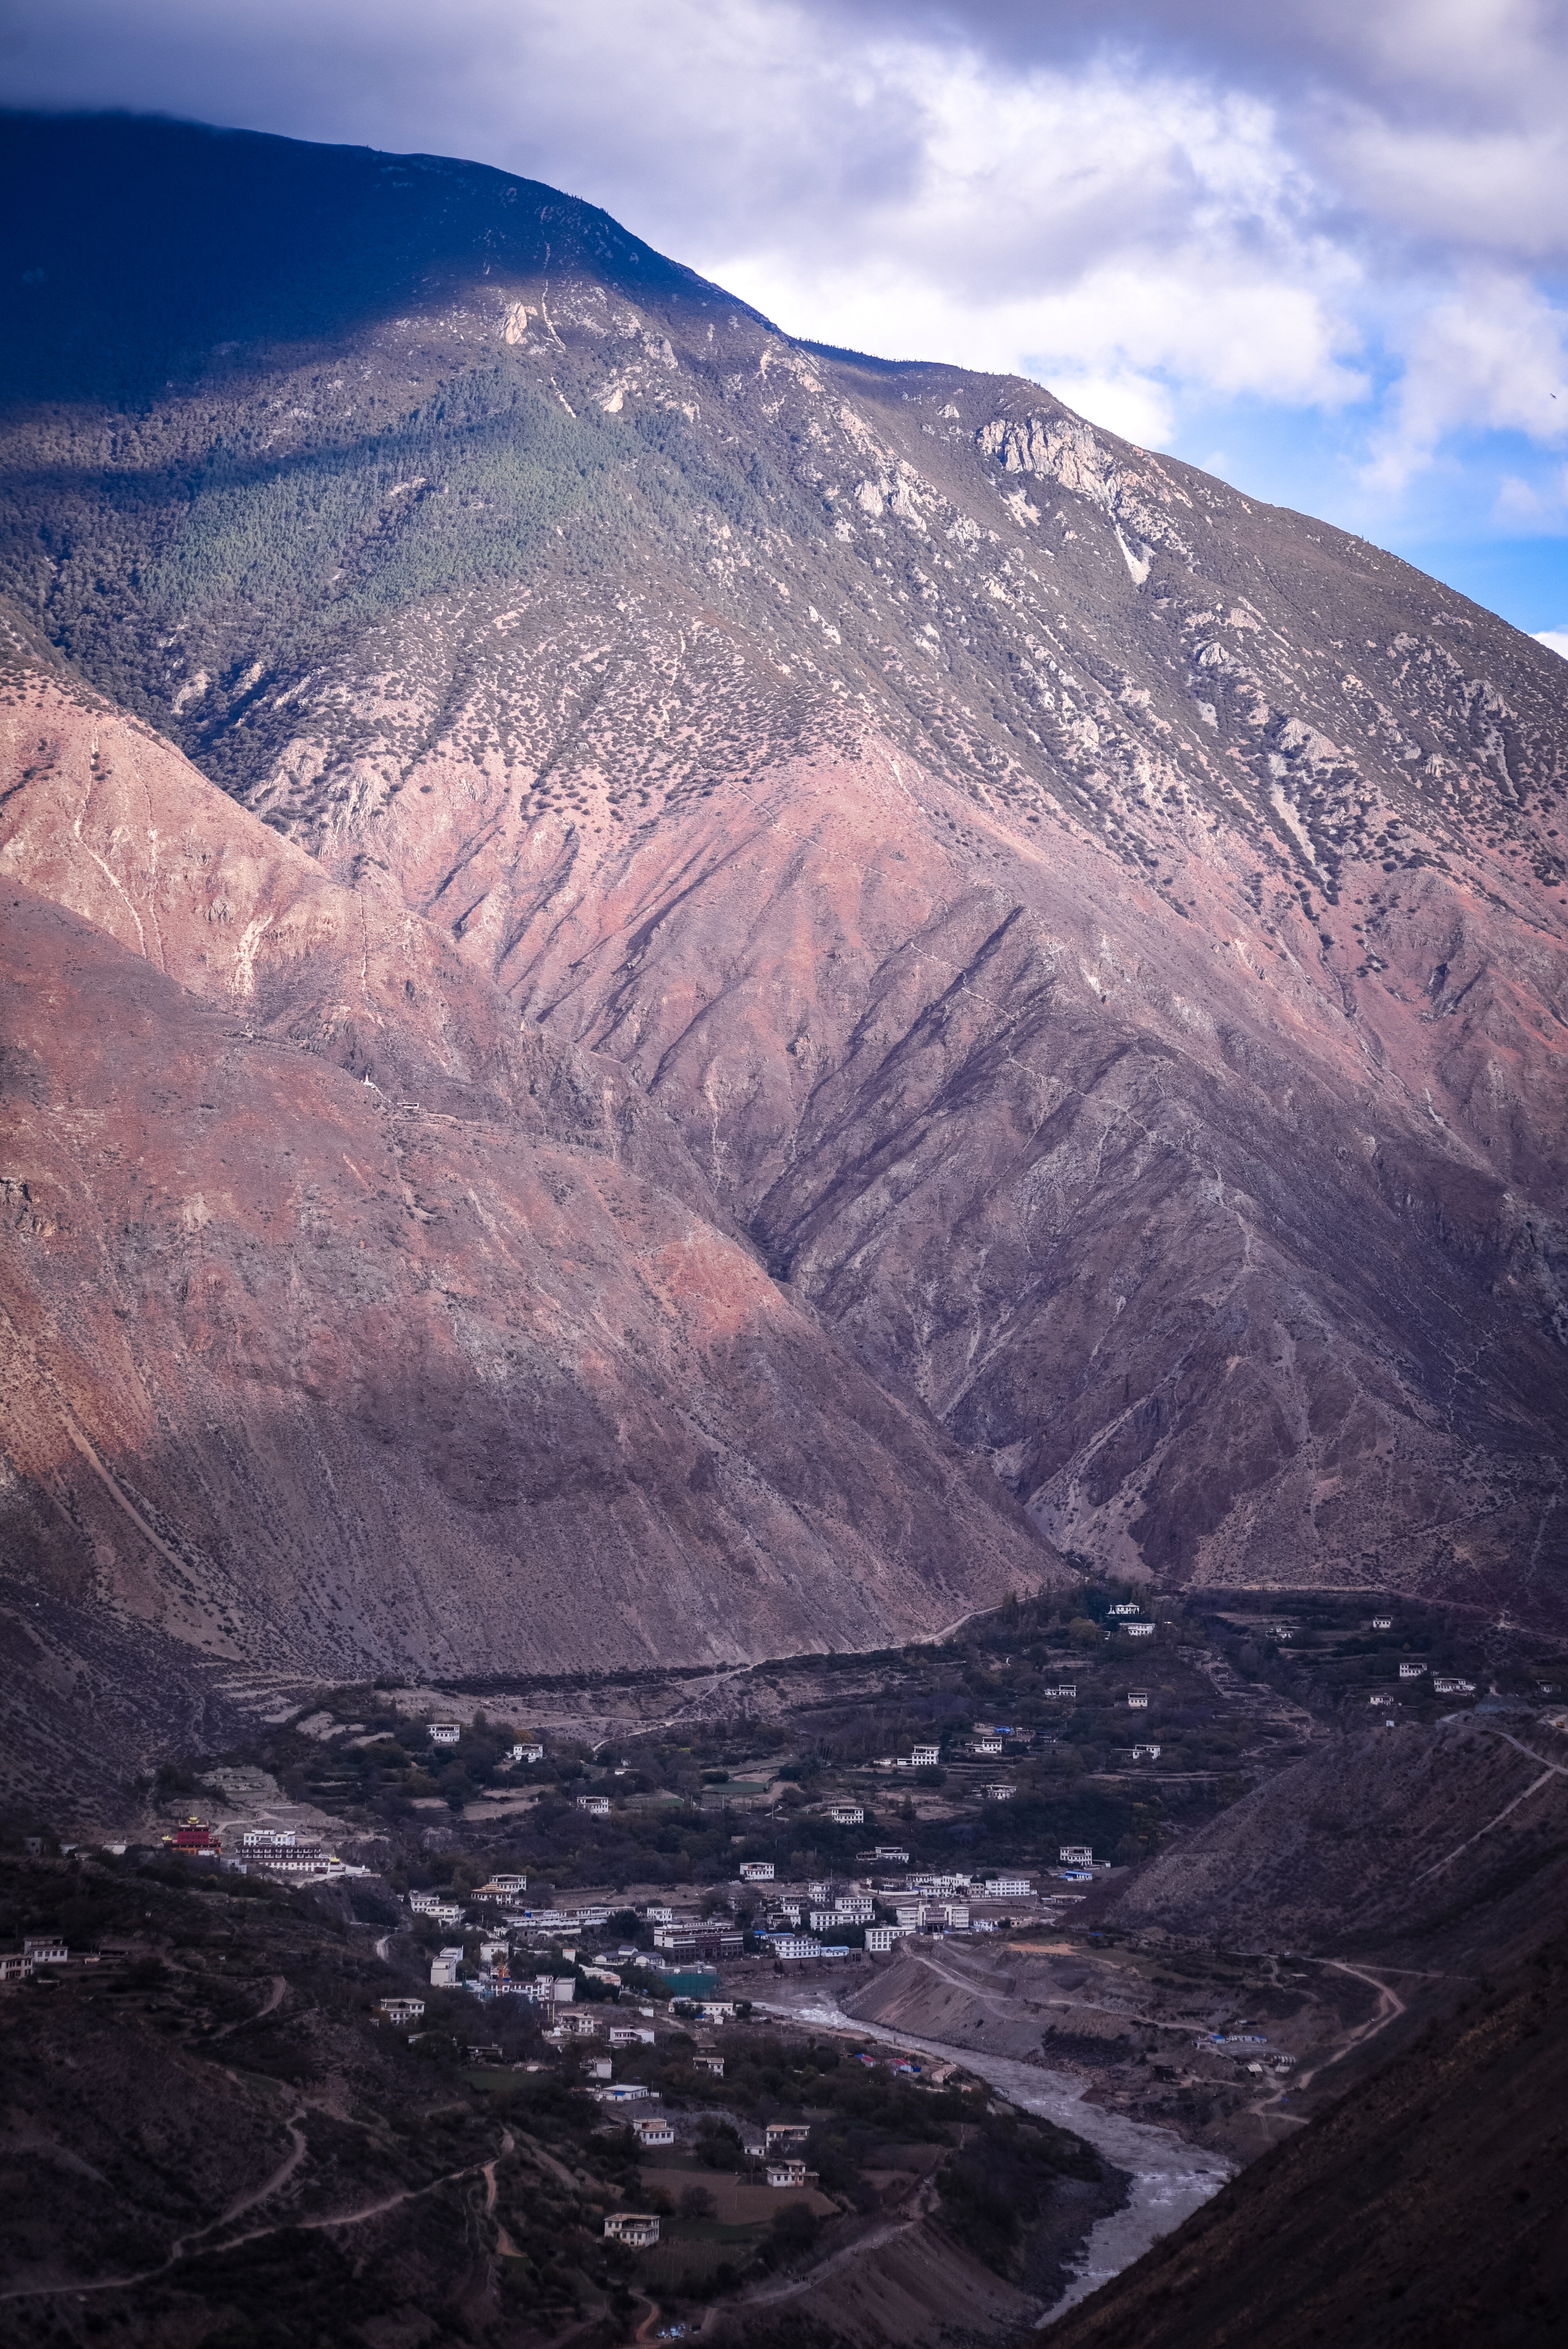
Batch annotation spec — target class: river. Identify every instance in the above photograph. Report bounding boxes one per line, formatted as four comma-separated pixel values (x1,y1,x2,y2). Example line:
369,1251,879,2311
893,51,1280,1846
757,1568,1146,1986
752,1990,1231,2324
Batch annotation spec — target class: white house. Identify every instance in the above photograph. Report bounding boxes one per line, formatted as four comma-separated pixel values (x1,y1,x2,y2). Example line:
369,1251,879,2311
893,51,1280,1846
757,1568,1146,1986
429,1951,463,1986
768,1935,820,1959
873,1845,909,1863
609,2025,656,2047
693,2054,725,2075
828,1804,865,1826
985,1876,1033,1898
22,1936,68,1965
767,2160,809,2188
739,1861,775,1882
1399,1663,1425,1680
1132,1743,1162,1761
1043,1684,1077,1699
633,2116,675,2146
1127,1690,1150,1709
510,1742,544,1761
980,1783,1016,1802
575,1795,611,1816
594,2082,652,2103
910,1744,940,1766
972,1736,1004,1755
1126,1623,1155,1638
427,1723,462,1747
1108,1602,1141,1617
1060,1845,1092,1864
1368,1693,1395,1706
1371,1616,1393,1630
1434,1677,1475,1695
866,1923,914,1953
479,1874,527,1898
604,2212,660,2246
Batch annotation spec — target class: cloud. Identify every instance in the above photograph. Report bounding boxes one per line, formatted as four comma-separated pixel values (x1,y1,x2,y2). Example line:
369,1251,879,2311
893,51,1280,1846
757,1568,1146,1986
1365,273,1568,490
1535,629,1568,658
2,0,1568,585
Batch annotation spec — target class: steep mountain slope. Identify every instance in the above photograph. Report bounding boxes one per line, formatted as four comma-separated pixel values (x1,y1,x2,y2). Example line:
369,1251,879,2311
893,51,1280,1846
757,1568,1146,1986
1040,1925,1568,2349
3,112,1567,1621
1107,1711,1568,1970
0,617,1058,1798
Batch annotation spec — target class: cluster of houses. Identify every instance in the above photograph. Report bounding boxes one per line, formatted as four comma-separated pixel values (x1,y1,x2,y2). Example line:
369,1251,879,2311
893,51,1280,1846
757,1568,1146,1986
153,1818,368,1884
397,1854,1060,1998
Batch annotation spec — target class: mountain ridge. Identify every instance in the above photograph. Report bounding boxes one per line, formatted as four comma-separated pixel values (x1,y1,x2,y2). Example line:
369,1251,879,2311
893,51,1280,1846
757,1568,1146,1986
2,112,1566,1787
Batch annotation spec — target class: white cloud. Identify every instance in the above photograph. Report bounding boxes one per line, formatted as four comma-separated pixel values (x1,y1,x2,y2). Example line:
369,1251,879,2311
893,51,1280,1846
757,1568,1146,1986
1365,273,1568,491
1534,629,1568,658
4,0,1568,534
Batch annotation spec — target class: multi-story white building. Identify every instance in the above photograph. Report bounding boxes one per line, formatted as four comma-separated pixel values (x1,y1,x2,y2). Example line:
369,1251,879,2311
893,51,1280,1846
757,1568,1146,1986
375,1997,426,2026
604,2213,660,2246
739,1861,775,1881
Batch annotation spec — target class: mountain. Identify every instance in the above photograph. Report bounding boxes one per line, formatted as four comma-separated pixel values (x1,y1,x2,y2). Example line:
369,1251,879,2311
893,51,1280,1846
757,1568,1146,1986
1039,1922,1568,2349
0,610,1052,1804
2,112,1567,1784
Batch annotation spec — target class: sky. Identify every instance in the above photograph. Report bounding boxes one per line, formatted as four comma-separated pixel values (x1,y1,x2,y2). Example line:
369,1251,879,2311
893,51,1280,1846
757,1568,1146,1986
3,0,1568,649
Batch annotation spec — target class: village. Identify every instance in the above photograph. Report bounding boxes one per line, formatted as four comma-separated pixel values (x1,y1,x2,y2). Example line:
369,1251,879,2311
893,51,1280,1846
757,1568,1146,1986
4,1583,1565,2337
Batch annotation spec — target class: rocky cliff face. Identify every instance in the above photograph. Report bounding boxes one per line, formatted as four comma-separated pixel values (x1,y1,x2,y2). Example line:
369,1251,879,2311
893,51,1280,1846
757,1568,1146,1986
2,114,1566,1763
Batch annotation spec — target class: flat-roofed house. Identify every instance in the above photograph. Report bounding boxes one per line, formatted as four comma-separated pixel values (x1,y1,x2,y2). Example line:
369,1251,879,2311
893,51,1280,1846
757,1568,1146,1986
376,1997,426,2026
604,2212,660,2246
